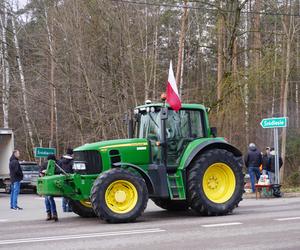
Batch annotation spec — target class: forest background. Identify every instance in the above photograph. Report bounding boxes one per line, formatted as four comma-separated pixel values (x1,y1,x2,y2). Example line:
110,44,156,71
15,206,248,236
1,0,300,184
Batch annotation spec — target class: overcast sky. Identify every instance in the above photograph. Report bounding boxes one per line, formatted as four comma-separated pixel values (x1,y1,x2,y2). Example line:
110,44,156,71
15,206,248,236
14,0,28,9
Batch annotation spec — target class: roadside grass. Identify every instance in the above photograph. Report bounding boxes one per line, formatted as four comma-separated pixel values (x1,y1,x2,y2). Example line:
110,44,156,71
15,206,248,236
281,186,300,193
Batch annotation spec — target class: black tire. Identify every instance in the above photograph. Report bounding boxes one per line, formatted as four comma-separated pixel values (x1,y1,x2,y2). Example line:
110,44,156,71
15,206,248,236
152,198,189,211
69,199,96,218
188,149,244,215
91,168,148,223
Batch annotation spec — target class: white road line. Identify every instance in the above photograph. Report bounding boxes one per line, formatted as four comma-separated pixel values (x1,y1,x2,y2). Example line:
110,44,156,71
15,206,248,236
0,228,165,245
275,217,300,221
0,219,8,222
202,222,242,228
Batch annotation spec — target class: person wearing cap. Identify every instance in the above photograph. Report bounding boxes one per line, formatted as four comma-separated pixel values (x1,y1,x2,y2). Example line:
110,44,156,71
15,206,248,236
60,148,74,212
40,154,59,221
244,143,262,192
268,147,283,184
262,147,271,175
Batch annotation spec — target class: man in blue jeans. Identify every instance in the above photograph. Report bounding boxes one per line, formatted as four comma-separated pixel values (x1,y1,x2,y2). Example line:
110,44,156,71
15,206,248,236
40,154,59,221
9,150,23,210
45,196,58,221
244,143,262,193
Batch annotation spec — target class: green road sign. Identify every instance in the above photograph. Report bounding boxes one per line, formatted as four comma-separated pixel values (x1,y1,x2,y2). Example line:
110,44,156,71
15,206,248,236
34,147,56,158
260,117,288,128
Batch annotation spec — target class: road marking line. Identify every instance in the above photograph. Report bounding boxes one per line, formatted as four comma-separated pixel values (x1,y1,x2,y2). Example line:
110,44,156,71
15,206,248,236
202,222,242,228
275,217,300,221
0,219,8,222
0,228,165,245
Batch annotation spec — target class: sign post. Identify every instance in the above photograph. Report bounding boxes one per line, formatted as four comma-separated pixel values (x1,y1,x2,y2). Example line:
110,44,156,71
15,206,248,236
34,147,56,158
260,117,287,185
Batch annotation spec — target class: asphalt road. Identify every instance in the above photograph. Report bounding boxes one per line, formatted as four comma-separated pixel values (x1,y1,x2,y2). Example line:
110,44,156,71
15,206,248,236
1,192,300,250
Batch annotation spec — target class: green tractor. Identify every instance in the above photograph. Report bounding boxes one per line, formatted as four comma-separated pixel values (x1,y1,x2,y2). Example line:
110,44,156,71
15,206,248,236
37,101,244,223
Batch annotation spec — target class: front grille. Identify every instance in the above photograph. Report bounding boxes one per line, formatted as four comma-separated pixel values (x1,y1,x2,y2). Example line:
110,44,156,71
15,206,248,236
74,150,102,174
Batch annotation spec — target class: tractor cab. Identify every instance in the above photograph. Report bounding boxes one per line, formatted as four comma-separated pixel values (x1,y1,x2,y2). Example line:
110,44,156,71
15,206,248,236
133,103,209,167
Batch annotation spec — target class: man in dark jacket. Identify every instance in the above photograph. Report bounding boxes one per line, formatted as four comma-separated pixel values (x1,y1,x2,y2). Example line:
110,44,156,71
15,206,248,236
60,148,74,174
244,143,262,192
9,150,23,210
262,147,271,175
61,148,74,212
268,148,283,184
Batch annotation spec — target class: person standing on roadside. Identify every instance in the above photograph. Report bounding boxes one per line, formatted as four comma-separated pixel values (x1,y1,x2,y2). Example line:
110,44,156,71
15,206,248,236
262,147,271,176
244,143,262,193
268,148,283,184
60,148,74,212
40,154,59,221
9,150,23,210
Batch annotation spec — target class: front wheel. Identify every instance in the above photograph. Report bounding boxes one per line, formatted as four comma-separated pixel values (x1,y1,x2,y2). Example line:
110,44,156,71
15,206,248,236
91,168,148,223
188,149,244,215
69,199,96,218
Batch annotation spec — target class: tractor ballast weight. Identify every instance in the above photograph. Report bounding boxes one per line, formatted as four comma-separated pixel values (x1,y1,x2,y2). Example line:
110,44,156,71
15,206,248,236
38,102,244,223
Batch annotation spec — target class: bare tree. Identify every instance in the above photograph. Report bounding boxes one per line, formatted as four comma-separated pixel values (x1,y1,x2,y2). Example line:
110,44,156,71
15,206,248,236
11,10,35,149
1,1,10,128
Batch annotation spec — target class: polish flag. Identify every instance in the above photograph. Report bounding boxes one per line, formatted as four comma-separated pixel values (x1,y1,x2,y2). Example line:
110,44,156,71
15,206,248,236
166,61,181,111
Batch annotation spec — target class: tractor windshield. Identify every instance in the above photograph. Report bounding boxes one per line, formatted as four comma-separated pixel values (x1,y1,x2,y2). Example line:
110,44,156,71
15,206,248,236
137,107,205,165
166,110,204,139
137,108,204,141
138,109,161,140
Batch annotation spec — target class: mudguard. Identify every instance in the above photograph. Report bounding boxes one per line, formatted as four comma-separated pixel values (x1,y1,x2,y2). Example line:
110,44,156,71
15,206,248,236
113,162,155,195
179,138,243,170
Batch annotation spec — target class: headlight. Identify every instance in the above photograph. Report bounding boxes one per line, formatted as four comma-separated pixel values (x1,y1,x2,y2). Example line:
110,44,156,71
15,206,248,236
73,162,86,170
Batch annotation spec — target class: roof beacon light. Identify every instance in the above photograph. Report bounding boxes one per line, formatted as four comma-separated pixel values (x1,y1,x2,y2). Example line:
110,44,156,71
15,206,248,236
145,100,152,104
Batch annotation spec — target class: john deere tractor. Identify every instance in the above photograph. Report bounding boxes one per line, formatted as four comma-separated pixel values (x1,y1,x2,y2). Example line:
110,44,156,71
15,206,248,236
37,101,244,223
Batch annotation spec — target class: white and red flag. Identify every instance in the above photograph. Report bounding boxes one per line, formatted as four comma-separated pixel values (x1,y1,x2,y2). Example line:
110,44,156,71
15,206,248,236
166,61,181,111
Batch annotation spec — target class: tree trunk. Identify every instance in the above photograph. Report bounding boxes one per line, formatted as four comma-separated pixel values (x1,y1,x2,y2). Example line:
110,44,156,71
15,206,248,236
217,2,224,106
44,5,59,154
252,0,262,139
280,0,295,182
1,3,10,128
243,0,250,145
232,37,238,80
11,13,35,150
176,0,189,93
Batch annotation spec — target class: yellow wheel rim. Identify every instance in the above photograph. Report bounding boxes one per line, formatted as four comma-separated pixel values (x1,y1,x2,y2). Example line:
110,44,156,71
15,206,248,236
105,180,138,214
79,200,92,208
203,163,236,204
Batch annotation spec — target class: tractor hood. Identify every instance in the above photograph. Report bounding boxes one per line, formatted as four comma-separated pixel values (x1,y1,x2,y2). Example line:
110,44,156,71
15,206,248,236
74,138,148,152
74,138,150,171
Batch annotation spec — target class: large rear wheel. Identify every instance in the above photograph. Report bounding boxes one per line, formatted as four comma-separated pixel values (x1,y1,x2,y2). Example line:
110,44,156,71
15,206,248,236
91,168,148,223
188,149,243,215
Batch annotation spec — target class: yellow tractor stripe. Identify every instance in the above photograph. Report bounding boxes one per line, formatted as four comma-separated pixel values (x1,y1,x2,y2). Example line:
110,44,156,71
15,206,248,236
101,142,148,150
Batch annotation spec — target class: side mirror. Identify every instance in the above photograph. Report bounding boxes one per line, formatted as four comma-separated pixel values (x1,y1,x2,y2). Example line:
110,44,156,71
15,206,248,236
160,107,168,120
210,127,217,138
